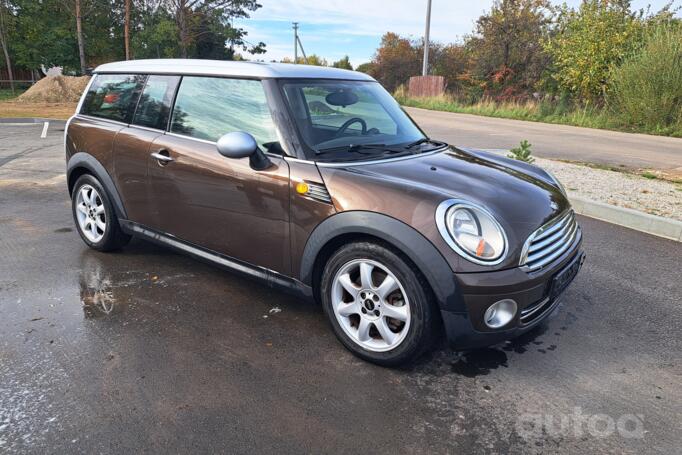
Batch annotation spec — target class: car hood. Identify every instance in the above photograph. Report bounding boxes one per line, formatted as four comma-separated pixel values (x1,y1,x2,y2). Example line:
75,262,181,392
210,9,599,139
318,146,570,271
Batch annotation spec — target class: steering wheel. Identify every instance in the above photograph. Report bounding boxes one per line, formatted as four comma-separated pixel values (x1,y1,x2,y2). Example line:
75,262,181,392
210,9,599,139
334,117,367,138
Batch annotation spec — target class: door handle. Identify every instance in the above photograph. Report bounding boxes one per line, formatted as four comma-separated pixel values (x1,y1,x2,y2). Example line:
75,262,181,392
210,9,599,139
151,149,174,164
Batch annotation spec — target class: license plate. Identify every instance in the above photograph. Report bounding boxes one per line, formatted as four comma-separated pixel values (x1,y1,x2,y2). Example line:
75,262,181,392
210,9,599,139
550,253,583,299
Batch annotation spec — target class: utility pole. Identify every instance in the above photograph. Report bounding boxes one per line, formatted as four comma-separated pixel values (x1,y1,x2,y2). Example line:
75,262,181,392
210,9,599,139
293,22,299,63
422,0,432,76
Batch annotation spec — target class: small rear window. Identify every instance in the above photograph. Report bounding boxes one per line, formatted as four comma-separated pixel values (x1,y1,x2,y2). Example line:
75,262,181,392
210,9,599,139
81,74,145,122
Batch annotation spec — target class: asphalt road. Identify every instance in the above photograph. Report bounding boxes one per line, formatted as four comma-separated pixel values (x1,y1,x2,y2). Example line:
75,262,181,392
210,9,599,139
1,123,681,454
406,107,682,176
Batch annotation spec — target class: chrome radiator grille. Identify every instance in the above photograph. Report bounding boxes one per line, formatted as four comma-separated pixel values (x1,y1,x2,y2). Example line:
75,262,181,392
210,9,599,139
520,210,579,271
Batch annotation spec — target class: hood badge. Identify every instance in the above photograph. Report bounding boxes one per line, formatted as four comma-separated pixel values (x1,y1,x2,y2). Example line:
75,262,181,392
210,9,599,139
550,201,559,211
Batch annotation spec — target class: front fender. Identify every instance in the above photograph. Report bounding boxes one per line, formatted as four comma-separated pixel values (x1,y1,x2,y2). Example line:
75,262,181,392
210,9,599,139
300,210,465,312
66,152,127,219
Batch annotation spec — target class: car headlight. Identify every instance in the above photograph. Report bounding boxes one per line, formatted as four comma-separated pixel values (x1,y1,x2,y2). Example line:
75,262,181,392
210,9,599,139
436,199,508,265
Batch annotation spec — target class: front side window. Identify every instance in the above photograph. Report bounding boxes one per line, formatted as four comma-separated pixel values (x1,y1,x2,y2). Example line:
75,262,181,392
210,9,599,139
81,74,145,122
281,80,428,162
170,77,278,149
132,75,180,130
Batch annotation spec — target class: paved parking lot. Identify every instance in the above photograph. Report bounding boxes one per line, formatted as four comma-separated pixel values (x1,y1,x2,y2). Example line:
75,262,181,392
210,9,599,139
1,123,680,454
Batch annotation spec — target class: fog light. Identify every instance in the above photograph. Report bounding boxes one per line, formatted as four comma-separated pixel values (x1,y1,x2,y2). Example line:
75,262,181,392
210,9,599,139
484,299,517,329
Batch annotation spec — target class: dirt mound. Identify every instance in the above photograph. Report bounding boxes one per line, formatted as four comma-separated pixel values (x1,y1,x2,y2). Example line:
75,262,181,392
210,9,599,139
17,75,90,103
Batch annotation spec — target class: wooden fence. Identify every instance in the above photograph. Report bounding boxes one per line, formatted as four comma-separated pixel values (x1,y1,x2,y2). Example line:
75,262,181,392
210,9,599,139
408,75,446,98
0,67,40,89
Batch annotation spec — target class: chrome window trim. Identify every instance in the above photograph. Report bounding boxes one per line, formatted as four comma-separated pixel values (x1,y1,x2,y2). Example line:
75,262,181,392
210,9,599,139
435,198,509,266
76,114,129,127
129,124,166,133
166,131,216,146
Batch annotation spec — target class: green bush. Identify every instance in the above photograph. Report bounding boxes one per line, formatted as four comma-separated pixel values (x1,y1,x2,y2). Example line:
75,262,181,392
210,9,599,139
609,25,682,133
508,140,535,164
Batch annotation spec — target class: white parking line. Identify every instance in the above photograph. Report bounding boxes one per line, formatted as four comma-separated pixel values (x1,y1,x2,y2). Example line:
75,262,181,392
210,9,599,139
41,121,50,138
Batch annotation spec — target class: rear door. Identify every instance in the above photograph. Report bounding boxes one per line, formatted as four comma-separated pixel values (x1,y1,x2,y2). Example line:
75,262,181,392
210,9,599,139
72,73,145,181
113,75,180,226
146,76,291,275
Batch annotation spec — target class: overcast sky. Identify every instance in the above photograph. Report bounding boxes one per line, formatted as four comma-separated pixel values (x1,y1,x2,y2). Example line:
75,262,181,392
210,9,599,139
235,0,680,67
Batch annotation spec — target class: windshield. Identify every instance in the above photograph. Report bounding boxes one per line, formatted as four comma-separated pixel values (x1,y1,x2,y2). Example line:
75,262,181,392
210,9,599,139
280,80,432,161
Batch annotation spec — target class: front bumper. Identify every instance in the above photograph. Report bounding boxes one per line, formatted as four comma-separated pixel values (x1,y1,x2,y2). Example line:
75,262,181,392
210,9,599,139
442,233,585,350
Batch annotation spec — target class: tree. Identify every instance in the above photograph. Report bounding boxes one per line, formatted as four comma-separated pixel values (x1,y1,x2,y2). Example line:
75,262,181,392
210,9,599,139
332,55,352,70
369,32,420,92
165,0,263,58
124,0,131,59
431,44,469,94
467,0,553,98
281,54,327,66
302,54,326,66
11,0,80,72
131,0,179,58
355,62,375,74
59,0,89,73
0,0,14,92
609,23,682,130
542,0,672,102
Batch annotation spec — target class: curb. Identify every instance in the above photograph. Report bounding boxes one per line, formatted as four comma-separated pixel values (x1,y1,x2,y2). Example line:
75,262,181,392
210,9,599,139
570,195,682,242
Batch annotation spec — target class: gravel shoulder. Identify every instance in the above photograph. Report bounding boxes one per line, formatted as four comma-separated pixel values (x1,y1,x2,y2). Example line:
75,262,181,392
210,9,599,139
535,157,682,221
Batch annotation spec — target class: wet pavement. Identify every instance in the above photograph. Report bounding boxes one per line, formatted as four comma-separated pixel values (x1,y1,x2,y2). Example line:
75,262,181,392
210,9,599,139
1,123,681,454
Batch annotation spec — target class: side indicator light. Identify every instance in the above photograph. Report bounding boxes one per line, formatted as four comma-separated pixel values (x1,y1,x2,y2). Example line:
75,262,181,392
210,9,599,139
296,182,309,195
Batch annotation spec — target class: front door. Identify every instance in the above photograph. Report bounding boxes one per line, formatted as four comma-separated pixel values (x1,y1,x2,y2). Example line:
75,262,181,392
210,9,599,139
146,76,291,275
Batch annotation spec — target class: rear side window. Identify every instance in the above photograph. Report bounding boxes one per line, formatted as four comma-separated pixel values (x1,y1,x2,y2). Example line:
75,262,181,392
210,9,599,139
81,74,145,122
132,75,180,130
170,76,278,148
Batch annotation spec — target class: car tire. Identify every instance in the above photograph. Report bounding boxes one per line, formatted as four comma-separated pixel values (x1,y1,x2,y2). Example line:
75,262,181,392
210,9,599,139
71,174,131,252
320,241,438,366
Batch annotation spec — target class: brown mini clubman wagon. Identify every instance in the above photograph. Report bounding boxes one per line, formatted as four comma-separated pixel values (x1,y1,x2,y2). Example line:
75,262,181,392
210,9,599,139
65,59,584,365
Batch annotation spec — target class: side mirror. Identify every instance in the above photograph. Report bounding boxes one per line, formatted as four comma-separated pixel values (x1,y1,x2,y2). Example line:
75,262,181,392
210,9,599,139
216,131,271,170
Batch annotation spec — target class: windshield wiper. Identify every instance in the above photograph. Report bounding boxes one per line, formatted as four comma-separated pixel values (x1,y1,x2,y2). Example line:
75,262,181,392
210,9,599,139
316,143,404,155
405,138,447,150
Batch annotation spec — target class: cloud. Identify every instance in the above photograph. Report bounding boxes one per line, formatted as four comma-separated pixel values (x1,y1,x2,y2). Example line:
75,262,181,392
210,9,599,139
250,0,481,42
238,0,680,65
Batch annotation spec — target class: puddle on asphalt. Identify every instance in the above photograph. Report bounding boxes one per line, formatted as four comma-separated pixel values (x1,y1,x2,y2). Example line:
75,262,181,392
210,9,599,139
412,323,551,378
76,252,137,318
79,258,118,318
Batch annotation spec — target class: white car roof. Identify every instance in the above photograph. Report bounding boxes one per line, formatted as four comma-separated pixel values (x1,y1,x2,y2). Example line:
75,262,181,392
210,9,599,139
94,59,375,81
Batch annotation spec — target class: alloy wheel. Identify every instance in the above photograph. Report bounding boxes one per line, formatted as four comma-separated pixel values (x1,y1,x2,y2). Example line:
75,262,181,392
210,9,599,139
75,184,106,243
331,259,411,352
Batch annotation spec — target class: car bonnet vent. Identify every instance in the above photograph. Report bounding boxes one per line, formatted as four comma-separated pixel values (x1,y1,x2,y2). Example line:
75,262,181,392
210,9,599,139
301,181,332,204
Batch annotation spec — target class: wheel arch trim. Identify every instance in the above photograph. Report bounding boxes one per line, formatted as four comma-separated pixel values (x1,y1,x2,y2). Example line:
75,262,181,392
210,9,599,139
300,211,464,312
67,152,127,219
